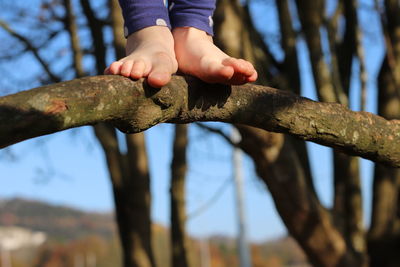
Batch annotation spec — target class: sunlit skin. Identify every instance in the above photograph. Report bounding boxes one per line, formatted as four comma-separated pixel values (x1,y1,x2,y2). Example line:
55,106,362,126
105,26,258,88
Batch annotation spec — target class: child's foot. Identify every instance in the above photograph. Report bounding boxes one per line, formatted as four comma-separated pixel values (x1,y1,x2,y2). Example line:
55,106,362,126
172,27,257,85
105,26,178,88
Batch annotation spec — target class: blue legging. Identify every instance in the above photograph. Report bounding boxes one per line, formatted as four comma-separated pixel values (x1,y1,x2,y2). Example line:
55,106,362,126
118,0,216,37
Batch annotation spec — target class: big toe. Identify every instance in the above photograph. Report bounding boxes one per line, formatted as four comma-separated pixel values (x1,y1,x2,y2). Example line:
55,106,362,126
147,52,177,88
148,69,171,88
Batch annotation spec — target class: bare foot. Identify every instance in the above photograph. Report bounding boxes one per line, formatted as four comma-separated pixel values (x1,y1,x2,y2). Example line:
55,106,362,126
105,26,178,88
172,27,257,85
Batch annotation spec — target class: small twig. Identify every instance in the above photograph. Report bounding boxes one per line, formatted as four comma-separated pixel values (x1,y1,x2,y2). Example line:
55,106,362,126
186,177,232,221
0,19,61,83
355,0,368,111
195,123,239,148
324,5,349,106
63,0,85,78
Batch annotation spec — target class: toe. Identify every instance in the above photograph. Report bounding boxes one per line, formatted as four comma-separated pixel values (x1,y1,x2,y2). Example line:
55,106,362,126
120,61,134,77
108,61,123,74
228,73,247,85
235,59,254,75
198,58,234,83
246,71,258,83
242,60,257,76
148,70,171,88
211,65,234,83
147,52,176,87
222,58,255,76
130,60,146,79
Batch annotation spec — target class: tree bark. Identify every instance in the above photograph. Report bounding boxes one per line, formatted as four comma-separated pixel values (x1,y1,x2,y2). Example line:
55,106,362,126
297,1,366,263
236,126,364,267
97,2,155,266
94,123,154,267
170,124,191,267
295,0,336,103
1,74,399,168
368,1,400,265
368,57,400,267
274,0,315,195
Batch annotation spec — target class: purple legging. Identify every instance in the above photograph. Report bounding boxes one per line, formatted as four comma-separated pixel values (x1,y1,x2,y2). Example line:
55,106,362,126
118,0,216,37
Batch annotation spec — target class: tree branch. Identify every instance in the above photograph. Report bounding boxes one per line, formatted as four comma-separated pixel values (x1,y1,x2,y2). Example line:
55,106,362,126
0,19,61,83
1,75,399,167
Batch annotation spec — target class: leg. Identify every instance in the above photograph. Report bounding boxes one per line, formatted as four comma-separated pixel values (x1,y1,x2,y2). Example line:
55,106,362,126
105,0,178,88
169,0,257,85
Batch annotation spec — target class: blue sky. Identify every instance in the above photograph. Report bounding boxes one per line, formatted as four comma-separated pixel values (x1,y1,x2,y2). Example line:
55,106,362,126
0,0,385,243
0,123,287,242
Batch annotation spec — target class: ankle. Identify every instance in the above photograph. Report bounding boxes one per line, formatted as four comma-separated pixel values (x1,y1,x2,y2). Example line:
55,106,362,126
172,27,212,42
126,26,174,54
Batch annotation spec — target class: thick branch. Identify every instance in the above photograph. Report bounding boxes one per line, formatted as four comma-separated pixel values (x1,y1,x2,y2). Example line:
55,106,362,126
1,75,399,167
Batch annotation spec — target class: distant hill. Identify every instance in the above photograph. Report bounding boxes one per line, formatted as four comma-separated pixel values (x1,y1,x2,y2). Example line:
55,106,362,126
0,198,310,266
0,198,115,241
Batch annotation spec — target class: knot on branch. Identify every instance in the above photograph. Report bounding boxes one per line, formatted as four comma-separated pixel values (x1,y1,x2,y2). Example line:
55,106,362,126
111,77,187,133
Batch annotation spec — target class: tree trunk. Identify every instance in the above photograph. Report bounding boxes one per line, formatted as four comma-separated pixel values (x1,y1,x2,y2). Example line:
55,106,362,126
170,124,191,267
100,1,155,266
368,0,400,264
237,126,360,267
368,59,400,267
